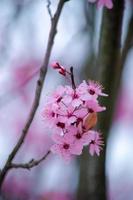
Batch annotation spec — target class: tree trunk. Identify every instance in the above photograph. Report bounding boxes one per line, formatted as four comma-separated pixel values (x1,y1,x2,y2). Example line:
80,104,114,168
77,1,124,199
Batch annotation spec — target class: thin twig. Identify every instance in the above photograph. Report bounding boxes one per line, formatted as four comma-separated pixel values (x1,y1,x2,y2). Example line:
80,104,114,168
10,151,50,170
0,0,70,191
47,0,53,20
70,67,76,89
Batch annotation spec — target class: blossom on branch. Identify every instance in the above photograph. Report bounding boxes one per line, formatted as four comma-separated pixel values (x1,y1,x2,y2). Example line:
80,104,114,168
42,62,107,161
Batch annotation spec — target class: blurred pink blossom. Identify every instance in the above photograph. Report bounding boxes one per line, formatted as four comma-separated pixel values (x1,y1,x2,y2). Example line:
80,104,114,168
88,0,113,9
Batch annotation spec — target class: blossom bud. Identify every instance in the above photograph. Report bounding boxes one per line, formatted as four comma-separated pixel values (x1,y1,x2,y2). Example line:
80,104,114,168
51,62,60,69
59,67,66,76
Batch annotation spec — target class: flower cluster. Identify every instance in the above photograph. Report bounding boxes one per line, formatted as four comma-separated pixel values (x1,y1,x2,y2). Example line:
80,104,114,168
42,62,107,161
88,0,113,9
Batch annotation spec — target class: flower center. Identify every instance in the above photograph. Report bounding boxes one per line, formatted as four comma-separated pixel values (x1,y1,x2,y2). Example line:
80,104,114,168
90,140,95,144
76,133,82,139
56,122,65,129
63,143,69,149
68,113,72,117
57,97,62,103
88,108,94,113
73,93,78,99
76,118,82,125
52,112,55,117
89,89,95,95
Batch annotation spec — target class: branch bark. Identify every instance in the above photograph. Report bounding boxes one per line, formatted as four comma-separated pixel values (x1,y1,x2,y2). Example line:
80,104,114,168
10,151,50,170
0,0,69,191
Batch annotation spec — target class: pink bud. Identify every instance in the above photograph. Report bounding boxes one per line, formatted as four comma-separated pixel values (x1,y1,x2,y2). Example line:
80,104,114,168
59,67,66,76
51,62,60,69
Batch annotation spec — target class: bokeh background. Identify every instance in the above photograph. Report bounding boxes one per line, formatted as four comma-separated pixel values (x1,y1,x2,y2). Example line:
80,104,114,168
0,0,133,199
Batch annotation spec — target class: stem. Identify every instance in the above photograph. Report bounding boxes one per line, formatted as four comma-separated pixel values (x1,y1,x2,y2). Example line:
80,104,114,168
0,0,69,191
70,67,76,89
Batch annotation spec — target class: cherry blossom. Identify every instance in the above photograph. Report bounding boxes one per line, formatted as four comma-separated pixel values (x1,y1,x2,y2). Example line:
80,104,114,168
42,62,107,161
88,131,104,156
85,100,106,113
51,62,67,76
67,126,92,146
51,132,83,161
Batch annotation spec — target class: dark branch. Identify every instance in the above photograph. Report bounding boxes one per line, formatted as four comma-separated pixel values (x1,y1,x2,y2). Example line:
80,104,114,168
70,67,76,89
10,151,50,170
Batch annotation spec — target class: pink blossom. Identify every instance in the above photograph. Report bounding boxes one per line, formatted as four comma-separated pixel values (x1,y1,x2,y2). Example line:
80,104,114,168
85,100,106,113
51,62,66,76
42,62,107,160
88,0,113,9
51,62,61,69
47,86,66,104
87,80,108,96
57,105,77,125
67,126,91,146
88,131,104,156
57,105,88,126
51,133,83,161
78,80,107,100
42,103,58,122
62,86,83,107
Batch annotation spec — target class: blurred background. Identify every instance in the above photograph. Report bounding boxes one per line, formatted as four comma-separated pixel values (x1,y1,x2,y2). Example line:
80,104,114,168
0,0,133,199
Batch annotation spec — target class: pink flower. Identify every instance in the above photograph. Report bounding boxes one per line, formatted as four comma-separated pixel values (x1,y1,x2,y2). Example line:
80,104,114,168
88,131,104,156
47,86,66,104
51,133,83,161
62,86,83,108
42,62,107,160
88,0,113,9
57,105,88,126
88,80,108,96
77,82,101,102
78,80,107,99
67,126,92,146
57,105,77,125
42,103,58,124
85,100,106,113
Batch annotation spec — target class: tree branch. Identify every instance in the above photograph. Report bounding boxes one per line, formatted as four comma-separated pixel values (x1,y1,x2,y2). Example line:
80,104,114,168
10,151,50,170
47,0,53,20
0,0,70,191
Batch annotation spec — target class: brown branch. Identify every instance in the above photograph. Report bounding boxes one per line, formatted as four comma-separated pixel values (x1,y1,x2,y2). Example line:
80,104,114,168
0,0,70,191
10,150,50,170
